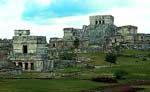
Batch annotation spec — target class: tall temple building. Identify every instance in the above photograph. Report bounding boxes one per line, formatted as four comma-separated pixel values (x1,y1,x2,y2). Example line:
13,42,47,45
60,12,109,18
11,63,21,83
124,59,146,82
83,15,117,46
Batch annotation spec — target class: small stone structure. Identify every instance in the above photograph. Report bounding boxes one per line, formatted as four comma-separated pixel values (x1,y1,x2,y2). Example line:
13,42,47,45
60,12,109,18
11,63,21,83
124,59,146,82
89,15,114,25
0,67,22,75
9,30,51,72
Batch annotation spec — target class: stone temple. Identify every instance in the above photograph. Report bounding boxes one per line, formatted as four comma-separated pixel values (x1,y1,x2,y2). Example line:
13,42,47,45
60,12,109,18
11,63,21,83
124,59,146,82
83,15,117,47
62,15,150,50
9,30,51,72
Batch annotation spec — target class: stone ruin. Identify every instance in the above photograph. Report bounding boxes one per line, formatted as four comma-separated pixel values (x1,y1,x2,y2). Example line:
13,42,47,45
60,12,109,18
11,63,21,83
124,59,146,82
0,15,150,72
61,15,150,50
9,30,52,72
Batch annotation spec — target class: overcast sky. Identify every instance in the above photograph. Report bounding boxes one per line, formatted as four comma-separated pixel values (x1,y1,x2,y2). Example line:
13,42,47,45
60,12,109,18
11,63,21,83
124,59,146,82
0,0,150,39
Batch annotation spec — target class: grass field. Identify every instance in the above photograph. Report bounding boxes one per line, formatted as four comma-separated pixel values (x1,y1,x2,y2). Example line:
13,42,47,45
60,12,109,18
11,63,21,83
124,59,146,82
0,79,109,92
78,52,107,65
122,49,150,55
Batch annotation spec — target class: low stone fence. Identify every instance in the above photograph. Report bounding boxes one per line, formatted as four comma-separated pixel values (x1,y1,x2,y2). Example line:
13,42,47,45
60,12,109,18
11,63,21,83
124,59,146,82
54,60,76,68
0,67,22,75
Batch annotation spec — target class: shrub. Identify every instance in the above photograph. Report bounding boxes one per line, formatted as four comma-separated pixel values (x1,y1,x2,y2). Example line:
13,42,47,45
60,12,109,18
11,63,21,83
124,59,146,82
59,52,77,60
105,53,117,64
142,57,147,61
113,70,128,79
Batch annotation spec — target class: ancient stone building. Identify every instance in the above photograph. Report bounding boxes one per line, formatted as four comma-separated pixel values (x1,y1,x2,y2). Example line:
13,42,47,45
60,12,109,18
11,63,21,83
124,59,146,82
61,15,150,50
49,38,64,48
63,28,80,48
116,25,150,49
118,25,137,42
135,33,150,49
9,30,50,72
63,28,88,48
83,15,117,47
48,37,64,60
1,14,150,72
63,28,83,40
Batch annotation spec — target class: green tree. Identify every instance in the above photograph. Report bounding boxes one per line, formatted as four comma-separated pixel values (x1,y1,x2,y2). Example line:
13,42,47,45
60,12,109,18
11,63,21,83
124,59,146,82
105,53,117,64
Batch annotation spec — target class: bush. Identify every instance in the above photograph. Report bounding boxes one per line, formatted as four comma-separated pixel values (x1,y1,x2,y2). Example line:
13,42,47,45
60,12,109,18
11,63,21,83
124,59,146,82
105,53,117,64
142,57,147,61
59,52,77,60
113,70,128,79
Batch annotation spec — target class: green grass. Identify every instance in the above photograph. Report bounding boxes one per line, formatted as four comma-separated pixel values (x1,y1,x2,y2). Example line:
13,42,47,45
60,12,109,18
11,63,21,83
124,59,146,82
92,64,150,79
0,79,109,92
56,50,150,80
122,49,150,55
78,52,107,65
78,50,150,66
1,50,150,92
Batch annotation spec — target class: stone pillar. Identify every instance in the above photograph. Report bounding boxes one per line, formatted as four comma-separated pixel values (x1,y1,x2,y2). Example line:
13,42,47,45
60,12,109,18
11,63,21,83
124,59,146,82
16,62,19,66
22,62,25,71
28,62,31,71
51,60,54,69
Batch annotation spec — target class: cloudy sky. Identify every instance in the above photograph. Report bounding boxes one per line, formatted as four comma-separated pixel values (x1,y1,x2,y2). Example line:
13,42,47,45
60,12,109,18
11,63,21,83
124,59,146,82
0,0,150,39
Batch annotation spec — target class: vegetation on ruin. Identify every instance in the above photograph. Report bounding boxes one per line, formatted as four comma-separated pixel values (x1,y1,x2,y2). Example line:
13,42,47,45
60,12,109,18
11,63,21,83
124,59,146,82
59,52,77,60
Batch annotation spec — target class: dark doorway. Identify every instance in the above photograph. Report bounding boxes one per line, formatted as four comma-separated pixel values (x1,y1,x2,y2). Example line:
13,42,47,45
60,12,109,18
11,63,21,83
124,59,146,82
31,63,34,70
99,21,101,24
23,45,28,53
95,21,98,25
25,63,28,70
102,20,105,24
115,38,117,43
53,44,55,47
13,62,16,66
18,62,22,68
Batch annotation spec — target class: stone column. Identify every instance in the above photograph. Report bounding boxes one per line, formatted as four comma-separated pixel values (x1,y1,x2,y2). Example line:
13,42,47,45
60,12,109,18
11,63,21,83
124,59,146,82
22,62,25,71
15,62,19,66
51,60,54,69
28,62,31,71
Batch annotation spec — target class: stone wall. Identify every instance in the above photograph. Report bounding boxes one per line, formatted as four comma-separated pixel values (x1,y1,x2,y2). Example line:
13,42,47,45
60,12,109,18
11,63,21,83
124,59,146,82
0,39,12,68
118,25,137,44
63,28,83,40
14,29,30,36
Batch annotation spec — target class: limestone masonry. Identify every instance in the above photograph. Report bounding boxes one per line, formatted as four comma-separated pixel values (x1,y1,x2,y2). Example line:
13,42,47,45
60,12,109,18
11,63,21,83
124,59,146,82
0,15,150,72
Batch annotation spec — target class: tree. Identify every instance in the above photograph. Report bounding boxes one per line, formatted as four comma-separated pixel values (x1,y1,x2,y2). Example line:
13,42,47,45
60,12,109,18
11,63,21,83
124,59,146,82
73,38,80,49
105,53,117,64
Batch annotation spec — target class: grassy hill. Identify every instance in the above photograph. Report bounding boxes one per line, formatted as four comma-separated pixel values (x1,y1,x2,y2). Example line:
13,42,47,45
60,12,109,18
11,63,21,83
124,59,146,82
78,49,150,66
